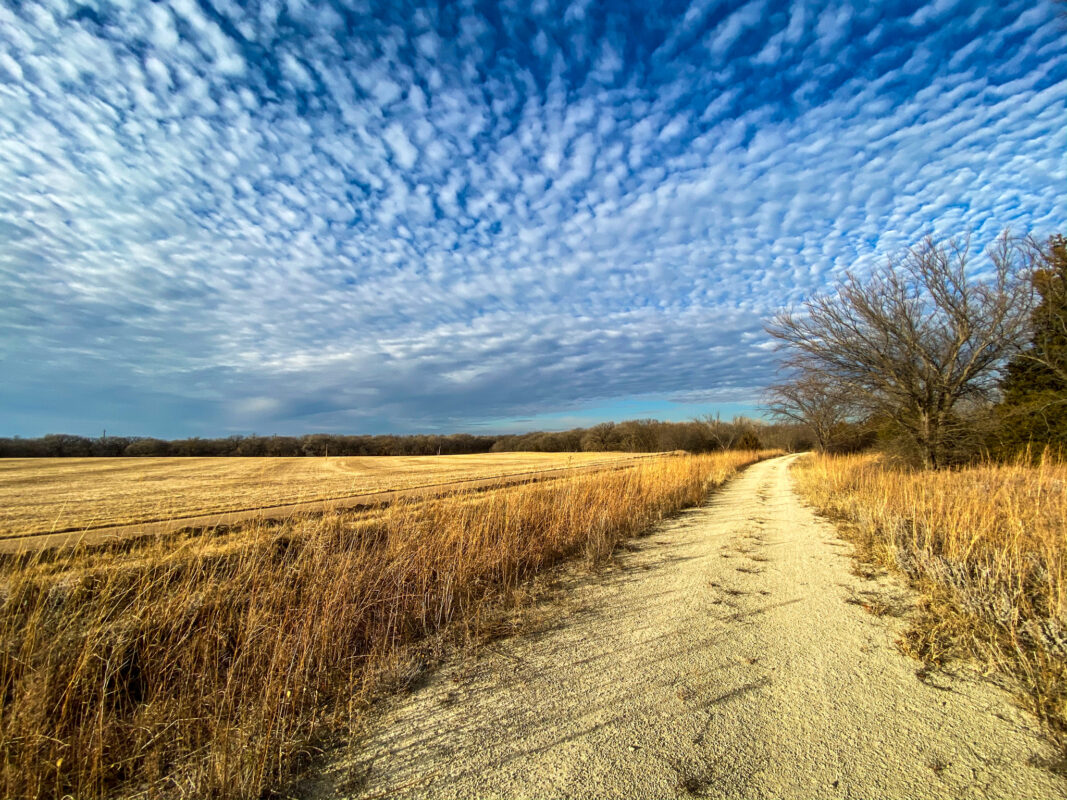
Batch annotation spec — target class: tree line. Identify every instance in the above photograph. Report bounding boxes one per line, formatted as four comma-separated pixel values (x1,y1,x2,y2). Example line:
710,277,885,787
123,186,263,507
0,417,809,459
765,233,1066,467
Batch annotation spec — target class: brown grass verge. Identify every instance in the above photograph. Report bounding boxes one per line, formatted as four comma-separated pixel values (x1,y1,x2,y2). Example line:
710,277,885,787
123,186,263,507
793,452,1067,749
0,450,772,799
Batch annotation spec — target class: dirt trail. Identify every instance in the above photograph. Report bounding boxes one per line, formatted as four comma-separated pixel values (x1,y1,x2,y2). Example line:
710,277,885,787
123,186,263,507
316,454,1066,799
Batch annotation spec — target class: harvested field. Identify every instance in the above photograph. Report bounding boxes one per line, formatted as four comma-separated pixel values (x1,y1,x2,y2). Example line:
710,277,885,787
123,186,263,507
0,452,644,539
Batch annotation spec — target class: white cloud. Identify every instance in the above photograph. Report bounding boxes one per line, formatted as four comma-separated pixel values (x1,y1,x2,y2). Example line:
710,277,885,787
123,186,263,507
383,122,418,169
705,0,767,57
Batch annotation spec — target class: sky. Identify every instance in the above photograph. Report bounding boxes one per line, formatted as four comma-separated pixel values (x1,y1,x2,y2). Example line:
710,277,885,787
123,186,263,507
1,0,1065,438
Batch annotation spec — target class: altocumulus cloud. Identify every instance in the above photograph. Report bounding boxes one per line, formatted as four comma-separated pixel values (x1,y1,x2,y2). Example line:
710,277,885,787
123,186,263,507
0,0,1064,437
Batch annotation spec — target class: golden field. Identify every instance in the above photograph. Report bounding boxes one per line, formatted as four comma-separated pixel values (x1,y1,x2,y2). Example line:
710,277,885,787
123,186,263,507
0,451,644,537
0,450,771,799
793,453,1067,740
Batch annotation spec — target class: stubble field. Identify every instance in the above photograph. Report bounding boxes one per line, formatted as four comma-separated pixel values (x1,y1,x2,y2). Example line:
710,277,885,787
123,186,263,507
0,451,646,538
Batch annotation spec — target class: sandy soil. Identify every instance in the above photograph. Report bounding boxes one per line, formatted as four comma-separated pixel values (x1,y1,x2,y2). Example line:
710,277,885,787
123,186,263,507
312,454,1066,800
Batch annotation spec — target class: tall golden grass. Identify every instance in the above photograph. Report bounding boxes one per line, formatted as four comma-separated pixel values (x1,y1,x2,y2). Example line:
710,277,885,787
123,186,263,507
0,451,767,799
794,452,1067,741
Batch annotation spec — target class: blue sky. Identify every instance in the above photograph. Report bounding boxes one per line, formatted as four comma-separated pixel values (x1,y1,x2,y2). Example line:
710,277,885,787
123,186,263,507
1,0,1064,438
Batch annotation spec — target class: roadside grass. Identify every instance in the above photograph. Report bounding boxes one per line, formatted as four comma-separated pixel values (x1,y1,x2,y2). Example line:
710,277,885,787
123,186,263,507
0,450,772,799
793,452,1067,748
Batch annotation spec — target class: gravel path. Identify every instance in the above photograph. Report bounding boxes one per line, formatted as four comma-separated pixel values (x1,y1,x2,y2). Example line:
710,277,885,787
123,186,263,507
314,454,1065,799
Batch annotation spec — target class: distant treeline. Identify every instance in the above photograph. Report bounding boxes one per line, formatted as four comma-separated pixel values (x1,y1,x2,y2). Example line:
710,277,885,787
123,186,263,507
0,417,817,458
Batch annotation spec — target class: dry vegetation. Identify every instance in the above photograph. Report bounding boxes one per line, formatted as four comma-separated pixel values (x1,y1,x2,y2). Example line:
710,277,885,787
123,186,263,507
794,452,1067,745
0,450,770,799
0,451,643,537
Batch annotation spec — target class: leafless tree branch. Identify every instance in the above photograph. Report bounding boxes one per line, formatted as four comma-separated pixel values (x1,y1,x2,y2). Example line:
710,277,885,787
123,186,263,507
765,234,1032,468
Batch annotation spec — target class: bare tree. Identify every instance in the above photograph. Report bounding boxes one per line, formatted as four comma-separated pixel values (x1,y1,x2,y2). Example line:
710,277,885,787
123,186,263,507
699,412,739,450
699,414,762,450
766,234,1032,468
763,370,852,452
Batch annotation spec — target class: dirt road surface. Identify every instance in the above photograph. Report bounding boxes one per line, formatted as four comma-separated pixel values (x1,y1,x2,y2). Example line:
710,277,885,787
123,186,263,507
315,454,1066,799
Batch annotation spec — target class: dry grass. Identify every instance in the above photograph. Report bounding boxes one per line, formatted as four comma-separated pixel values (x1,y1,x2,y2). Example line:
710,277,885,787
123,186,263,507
0,452,644,537
793,452,1067,742
0,450,770,799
